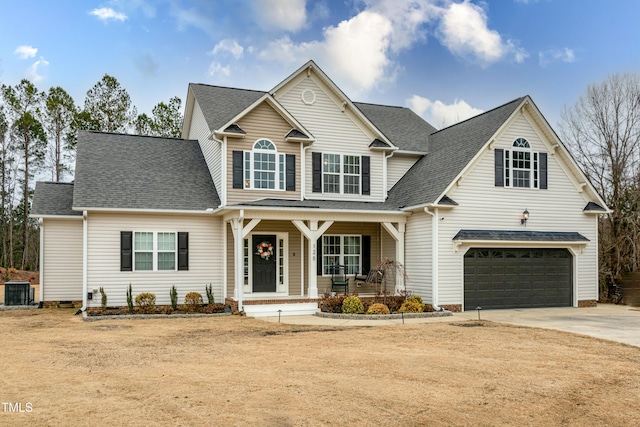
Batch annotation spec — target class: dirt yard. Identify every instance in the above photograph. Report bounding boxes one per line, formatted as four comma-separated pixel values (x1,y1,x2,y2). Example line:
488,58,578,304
1,309,639,426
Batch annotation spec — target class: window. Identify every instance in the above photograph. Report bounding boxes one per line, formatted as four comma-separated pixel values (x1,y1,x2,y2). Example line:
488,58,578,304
121,231,188,272
242,139,285,190
503,138,541,189
322,235,361,275
134,232,176,271
322,154,361,194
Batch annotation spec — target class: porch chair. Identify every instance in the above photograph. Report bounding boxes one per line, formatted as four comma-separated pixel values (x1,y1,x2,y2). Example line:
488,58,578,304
331,265,349,293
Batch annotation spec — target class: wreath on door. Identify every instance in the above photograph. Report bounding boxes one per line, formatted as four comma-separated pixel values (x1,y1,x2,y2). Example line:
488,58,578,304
256,241,274,260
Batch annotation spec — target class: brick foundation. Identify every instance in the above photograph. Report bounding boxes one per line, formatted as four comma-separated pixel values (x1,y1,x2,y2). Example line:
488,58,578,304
578,300,597,308
439,304,462,312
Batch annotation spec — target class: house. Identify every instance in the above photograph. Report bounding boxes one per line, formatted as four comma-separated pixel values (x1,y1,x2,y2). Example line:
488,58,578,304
31,60,607,316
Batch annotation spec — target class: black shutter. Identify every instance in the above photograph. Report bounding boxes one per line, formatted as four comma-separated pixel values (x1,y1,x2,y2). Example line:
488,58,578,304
121,231,132,271
312,152,322,193
495,149,504,187
539,152,548,190
178,232,189,271
286,154,296,191
316,237,323,276
362,235,371,275
362,156,370,195
232,151,243,189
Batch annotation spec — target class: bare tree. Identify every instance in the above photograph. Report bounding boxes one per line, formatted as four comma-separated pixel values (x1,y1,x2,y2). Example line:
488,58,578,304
559,73,640,298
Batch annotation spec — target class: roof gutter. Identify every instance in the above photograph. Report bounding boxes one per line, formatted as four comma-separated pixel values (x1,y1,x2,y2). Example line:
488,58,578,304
424,206,443,312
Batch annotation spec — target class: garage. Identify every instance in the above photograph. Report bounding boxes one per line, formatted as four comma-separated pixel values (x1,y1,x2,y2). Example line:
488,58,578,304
464,248,572,310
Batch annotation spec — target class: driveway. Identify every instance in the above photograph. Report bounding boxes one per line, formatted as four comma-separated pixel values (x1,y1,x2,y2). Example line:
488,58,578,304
453,304,640,348
264,304,640,347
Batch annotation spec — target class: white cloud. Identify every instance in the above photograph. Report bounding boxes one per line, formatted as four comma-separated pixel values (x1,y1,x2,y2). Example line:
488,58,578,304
26,57,49,83
539,47,576,67
437,0,527,67
172,6,214,36
14,45,38,59
253,0,307,32
407,95,483,128
208,62,231,79
259,11,395,93
89,7,128,22
212,39,244,59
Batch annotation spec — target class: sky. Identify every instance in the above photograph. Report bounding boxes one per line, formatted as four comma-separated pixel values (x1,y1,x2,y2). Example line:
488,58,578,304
1,0,640,130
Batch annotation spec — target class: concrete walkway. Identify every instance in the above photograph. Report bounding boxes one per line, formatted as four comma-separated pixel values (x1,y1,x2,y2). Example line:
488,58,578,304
260,304,640,348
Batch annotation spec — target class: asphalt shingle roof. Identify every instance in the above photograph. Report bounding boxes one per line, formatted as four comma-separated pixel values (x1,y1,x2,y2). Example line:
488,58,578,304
32,182,80,216
354,102,436,152
386,97,525,209
73,131,220,211
453,230,589,242
189,83,265,132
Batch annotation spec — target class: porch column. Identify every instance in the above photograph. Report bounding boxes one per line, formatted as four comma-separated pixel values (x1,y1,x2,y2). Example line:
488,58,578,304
292,219,334,299
381,222,406,293
229,215,262,312
308,221,319,298
230,216,244,311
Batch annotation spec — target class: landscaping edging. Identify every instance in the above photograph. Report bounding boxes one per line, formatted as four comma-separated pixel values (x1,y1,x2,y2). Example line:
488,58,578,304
315,310,453,320
82,311,233,321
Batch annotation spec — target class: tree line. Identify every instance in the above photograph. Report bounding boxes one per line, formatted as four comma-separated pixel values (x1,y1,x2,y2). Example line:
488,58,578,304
0,74,183,271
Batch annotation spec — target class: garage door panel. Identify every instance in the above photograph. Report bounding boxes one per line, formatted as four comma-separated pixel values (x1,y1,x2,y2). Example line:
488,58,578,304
464,248,572,310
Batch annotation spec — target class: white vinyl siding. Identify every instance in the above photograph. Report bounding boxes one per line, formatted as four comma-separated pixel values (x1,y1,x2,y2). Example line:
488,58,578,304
42,218,83,301
275,77,384,201
188,101,221,196
404,212,432,302
387,156,420,190
437,113,598,308
86,212,223,308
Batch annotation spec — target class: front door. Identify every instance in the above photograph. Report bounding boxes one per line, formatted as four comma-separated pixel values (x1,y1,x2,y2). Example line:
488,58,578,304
252,234,277,292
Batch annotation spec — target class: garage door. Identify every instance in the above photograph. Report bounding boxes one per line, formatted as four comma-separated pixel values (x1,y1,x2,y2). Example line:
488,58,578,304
464,248,572,310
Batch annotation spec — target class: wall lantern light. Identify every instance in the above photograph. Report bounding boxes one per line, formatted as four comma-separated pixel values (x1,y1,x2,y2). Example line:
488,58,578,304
521,208,530,226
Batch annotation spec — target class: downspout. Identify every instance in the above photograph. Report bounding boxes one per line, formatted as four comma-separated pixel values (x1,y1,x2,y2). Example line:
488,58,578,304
221,135,227,206
424,207,442,311
81,211,88,312
38,218,44,307
384,151,394,198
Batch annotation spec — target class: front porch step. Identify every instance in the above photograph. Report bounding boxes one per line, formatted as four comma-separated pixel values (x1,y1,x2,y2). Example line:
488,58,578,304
243,302,319,318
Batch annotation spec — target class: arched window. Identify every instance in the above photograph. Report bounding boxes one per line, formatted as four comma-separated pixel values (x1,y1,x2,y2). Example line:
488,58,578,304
504,138,539,188
243,139,285,190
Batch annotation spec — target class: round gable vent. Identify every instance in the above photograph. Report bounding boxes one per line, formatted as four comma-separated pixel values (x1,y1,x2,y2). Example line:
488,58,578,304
301,89,316,105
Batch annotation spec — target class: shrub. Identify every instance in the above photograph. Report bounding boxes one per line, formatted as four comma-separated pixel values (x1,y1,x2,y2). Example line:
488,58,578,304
205,283,214,305
126,284,134,313
99,287,107,312
184,291,203,312
342,296,364,314
399,300,422,313
318,293,346,313
170,286,178,310
135,292,157,313
406,295,423,305
366,303,390,315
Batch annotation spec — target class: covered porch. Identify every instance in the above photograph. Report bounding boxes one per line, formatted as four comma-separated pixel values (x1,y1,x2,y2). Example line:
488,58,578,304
222,206,409,314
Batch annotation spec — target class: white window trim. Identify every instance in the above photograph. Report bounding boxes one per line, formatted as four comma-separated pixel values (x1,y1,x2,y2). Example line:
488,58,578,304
321,234,362,276
243,139,285,191
504,138,540,190
133,231,178,272
321,153,362,195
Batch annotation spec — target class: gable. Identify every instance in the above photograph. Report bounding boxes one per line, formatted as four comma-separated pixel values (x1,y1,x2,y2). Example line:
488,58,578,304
275,74,378,153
